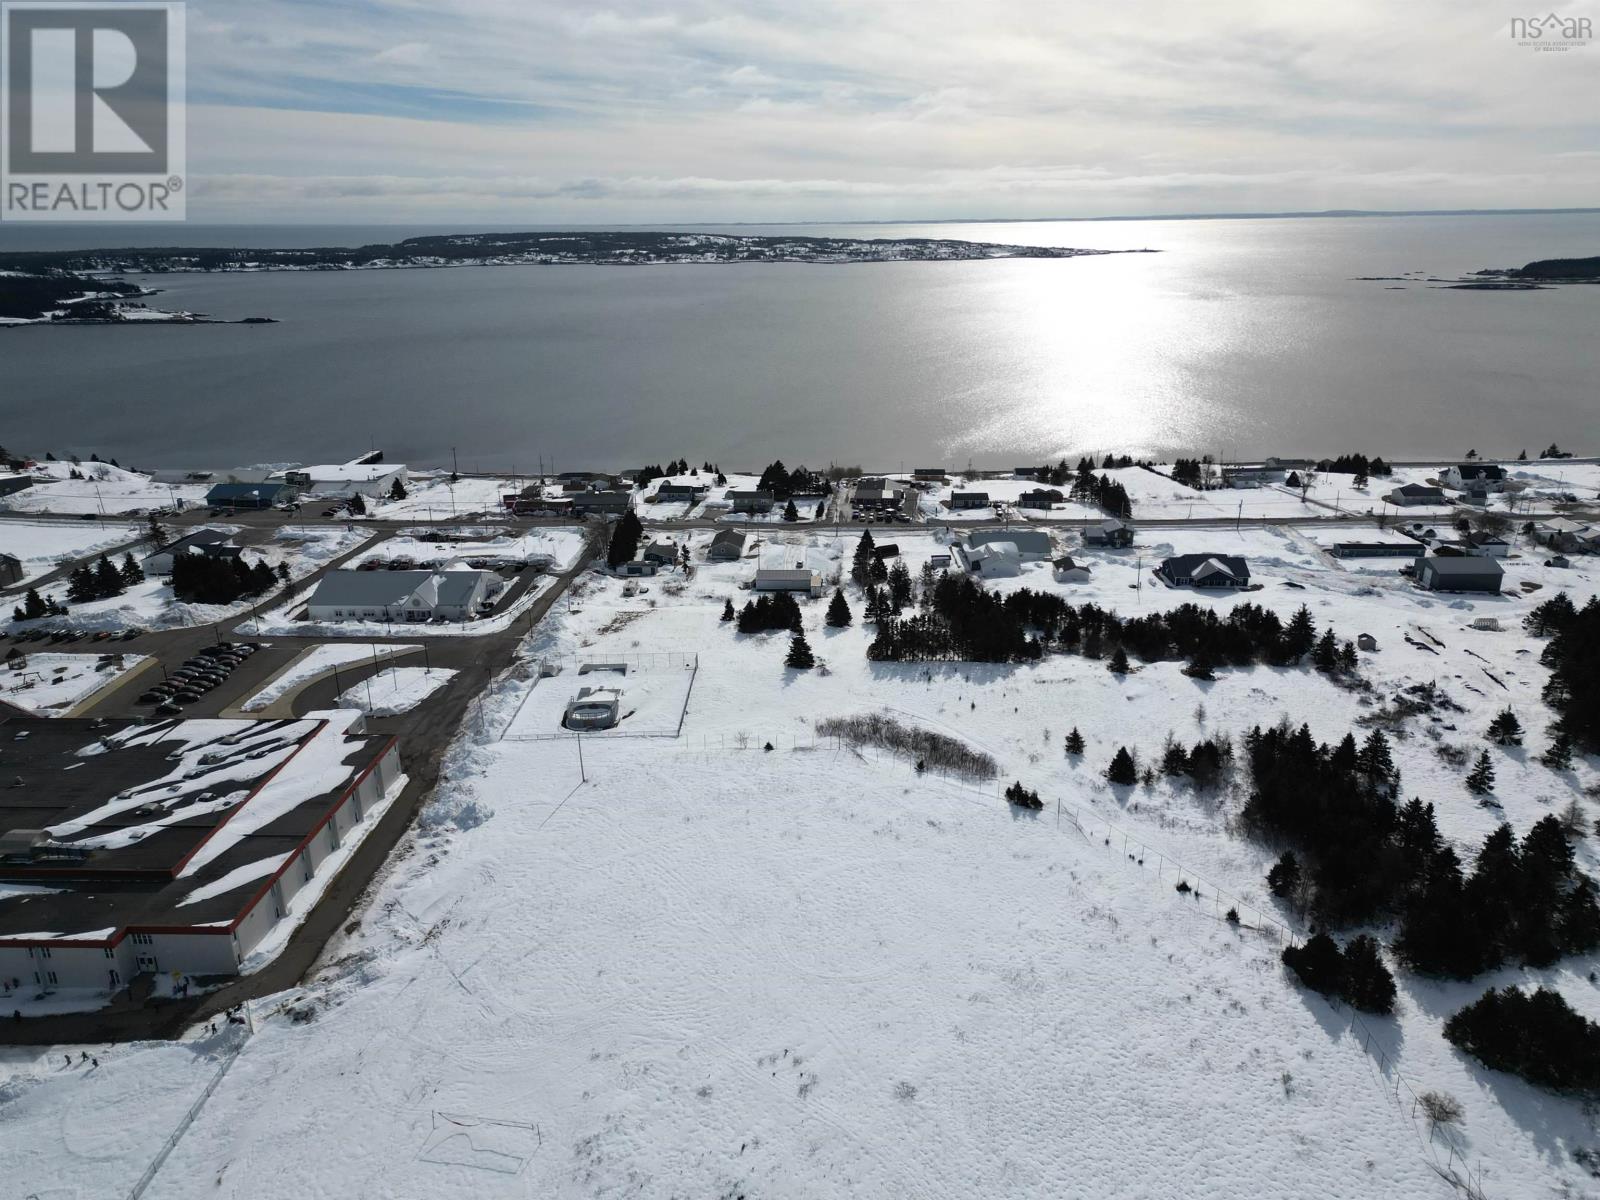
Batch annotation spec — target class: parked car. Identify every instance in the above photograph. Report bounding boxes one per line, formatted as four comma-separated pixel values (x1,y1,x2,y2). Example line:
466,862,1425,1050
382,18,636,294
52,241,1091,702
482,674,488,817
155,701,183,715
137,690,169,704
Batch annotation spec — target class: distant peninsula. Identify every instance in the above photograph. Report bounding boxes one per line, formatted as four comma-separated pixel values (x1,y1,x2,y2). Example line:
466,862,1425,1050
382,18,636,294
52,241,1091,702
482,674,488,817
0,230,1152,278
1357,254,1600,292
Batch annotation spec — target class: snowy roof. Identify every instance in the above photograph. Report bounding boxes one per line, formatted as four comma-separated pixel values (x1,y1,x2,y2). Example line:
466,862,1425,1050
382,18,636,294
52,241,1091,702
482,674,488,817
144,528,231,559
293,463,402,482
309,569,489,610
1421,555,1504,576
1160,554,1250,581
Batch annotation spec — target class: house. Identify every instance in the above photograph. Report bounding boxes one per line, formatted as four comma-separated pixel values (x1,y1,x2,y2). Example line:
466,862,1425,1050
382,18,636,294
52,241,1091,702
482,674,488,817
1083,519,1135,547
616,560,658,577
1441,463,1507,490
913,468,946,481
1462,532,1511,558
966,528,1053,560
1013,467,1043,479
0,712,399,988
1533,518,1594,552
0,473,34,498
141,528,235,576
641,541,680,566
1155,554,1251,589
1018,489,1064,509
281,462,407,498
1384,483,1446,506
654,482,708,503
0,553,21,587
1547,555,1572,569
854,483,903,509
1357,633,1378,652
205,481,296,509
929,553,951,570
948,492,990,510
570,491,633,517
961,543,1021,579
1052,556,1091,583
726,490,775,514
1330,541,1422,559
753,568,822,596
307,569,497,622
707,530,747,562
1416,555,1504,594
564,687,622,731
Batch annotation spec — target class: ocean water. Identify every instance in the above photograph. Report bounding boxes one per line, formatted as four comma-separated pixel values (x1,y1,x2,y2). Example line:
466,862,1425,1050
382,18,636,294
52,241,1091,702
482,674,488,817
0,214,1594,471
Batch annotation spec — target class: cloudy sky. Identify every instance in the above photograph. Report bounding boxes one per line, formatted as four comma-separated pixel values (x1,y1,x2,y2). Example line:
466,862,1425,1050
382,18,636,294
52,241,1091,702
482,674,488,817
184,0,1600,223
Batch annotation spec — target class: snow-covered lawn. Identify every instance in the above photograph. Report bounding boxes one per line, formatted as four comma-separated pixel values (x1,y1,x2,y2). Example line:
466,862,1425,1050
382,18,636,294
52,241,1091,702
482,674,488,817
356,472,529,520
0,652,147,714
241,644,423,712
354,528,588,572
0,462,207,516
336,666,457,715
0,518,142,587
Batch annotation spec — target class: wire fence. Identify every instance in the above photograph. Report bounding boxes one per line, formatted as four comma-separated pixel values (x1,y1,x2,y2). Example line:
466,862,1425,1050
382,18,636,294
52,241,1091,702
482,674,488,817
566,731,1491,1199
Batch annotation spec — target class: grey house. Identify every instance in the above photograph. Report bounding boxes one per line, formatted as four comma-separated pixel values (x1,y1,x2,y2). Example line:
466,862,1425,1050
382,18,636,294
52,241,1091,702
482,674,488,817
1083,519,1135,547
1155,554,1251,589
707,530,747,562
1417,555,1504,594
1017,489,1063,509
1331,541,1422,559
0,552,22,586
1384,483,1445,506
0,473,34,498
641,541,680,565
726,490,775,513
949,492,990,510
654,482,708,502
307,569,496,622
754,568,822,596
205,481,296,509
141,528,235,576
571,491,633,516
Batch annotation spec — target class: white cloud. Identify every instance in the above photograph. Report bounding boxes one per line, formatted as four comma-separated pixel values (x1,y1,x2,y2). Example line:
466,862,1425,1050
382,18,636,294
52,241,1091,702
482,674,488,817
178,0,1600,221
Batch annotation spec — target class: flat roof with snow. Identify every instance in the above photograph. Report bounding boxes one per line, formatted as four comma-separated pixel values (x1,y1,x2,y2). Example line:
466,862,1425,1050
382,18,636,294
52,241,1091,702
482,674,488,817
0,714,391,945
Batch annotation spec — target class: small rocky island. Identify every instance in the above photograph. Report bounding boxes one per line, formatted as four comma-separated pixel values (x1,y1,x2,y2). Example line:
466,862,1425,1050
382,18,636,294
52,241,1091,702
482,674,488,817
1359,254,1600,292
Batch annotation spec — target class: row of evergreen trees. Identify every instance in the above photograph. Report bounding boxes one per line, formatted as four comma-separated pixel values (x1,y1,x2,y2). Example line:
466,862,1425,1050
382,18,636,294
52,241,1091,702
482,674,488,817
727,590,803,634
65,553,141,603
1316,453,1391,480
756,460,827,499
1445,987,1600,1094
1024,454,1145,487
1524,592,1599,752
1281,933,1396,1014
605,509,644,567
11,588,67,621
1067,469,1133,517
171,554,281,605
864,570,1356,673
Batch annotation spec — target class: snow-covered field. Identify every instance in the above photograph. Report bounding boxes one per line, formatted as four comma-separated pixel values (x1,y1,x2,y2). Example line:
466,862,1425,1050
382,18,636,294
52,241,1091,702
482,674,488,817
0,652,147,714
0,518,142,587
8,526,371,633
5,523,1599,1197
356,472,530,520
354,528,588,572
0,462,207,515
336,666,458,715
242,643,423,712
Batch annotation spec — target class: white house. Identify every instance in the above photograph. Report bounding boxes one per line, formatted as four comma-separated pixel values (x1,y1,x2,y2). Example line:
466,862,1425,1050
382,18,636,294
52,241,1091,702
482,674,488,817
753,568,823,596
1440,463,1508,491
1052,556,1092,582
1385,483,1446,506
960,542,1022,579
307,568,497,622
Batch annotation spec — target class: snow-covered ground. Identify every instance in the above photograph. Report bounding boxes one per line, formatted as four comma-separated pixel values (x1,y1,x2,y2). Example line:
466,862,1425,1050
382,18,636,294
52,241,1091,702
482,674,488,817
353,528,588,572
0,652,148,715
5,523,1599,1197
640,472,828,522
0,518,142,587
7,526,371,633
355,472,530,520
0,462,207,515
336,666,458,715
242,643,423,712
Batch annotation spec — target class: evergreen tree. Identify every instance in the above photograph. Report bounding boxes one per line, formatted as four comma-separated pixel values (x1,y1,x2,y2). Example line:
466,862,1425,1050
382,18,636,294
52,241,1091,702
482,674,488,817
1488,708,1524,747
782,499,800,522
825,588,852,627
1267,851,1302,899
721,598,736,622
605,508,643,568
1542,731,1574,770
93,555,122,599
785,630,815,669
1312,628,1339,673
1341,935,1397,1014
389,477,408,501
850,530,876,590
1282,605,1317,661
1107,647,1131,675
276,561,291,584
1282,933,1345,996
347,492,367,515
1064,727,1085,756
1106,746,1138,786
120,552,142,586
1466,750,1496,795
145,511,168,548
22,588,47,620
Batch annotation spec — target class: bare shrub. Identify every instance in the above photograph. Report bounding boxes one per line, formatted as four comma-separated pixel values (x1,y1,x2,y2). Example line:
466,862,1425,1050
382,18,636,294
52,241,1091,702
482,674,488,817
816,713,999,781
1419,1090,1464,1130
